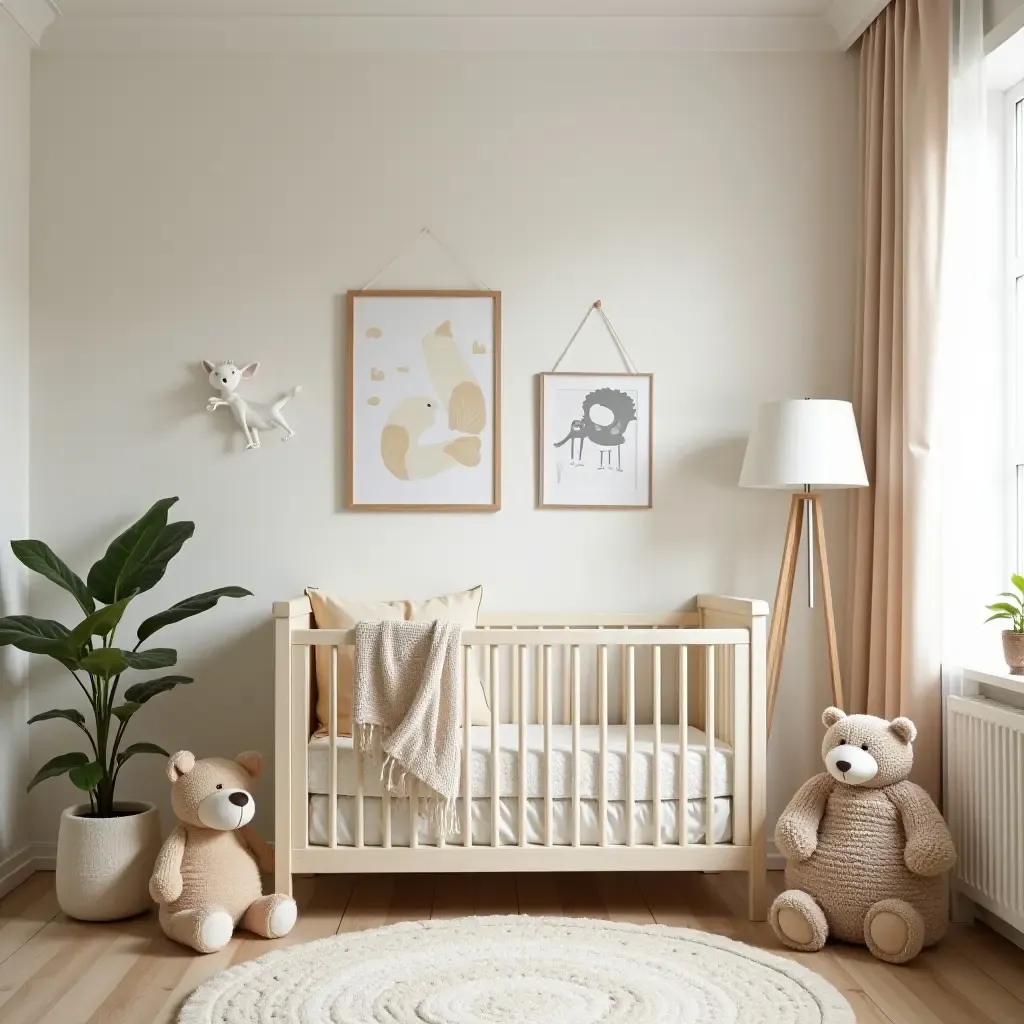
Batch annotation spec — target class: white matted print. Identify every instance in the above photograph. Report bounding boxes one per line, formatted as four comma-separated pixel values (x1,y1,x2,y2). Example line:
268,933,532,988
347,291,501,510
539,373,653,509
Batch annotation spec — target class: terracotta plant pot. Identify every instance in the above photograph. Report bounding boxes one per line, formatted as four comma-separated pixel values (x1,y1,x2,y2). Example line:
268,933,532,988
1002,631,1024,676
55,801,160,921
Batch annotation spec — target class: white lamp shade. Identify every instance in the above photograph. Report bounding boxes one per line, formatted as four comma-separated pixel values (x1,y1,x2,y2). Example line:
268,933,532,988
739,399,869,490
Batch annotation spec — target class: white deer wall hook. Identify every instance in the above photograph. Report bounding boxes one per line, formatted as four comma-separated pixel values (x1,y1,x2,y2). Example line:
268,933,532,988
202,360,302,450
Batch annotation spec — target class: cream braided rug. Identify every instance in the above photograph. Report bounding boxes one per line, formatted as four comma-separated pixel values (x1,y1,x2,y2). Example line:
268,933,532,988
176,916,854,1023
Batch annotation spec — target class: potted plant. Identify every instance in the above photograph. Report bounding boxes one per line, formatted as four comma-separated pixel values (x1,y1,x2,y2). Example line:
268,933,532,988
985,575,1024,675
0,497,250,921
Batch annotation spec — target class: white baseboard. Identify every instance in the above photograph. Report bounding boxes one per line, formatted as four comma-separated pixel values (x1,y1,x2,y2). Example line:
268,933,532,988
766,840,785,871
30,842,56,871
0,844,36,899
976,905,1024,952
5,840,785,893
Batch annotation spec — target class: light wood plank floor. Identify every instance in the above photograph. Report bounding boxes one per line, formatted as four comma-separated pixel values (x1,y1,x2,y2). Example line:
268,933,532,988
0,870,1022,1023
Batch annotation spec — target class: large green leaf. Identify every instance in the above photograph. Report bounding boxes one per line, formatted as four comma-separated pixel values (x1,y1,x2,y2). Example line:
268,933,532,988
123,674,191,704
116,742,169,768
78,647,128,677
136,586,252,644
27,751,89,791
0,616,74,666
123,648,177,671
118,522,195,598
986,602,1021,617
67,596,134,654
69,760,105,792
111,702,141,722
27,708,86,727
1012,574,1024,596
10,541,94,615
87,497,178,604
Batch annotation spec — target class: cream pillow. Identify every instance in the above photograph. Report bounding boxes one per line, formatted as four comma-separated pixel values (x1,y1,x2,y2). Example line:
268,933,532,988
408,585,490,726
307,585,490,737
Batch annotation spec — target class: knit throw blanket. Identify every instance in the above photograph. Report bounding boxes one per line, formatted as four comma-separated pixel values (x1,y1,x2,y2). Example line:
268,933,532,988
353,619,463,837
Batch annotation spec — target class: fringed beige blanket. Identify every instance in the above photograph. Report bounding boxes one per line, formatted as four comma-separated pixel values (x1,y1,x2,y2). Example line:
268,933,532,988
353,619,462,837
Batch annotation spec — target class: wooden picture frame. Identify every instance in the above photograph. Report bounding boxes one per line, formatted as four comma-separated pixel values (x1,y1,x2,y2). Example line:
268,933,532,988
538,371,653,509
347,290,501,511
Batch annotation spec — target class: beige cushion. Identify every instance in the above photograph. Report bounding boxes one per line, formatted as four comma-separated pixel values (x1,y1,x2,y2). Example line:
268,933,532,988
307,586,489,737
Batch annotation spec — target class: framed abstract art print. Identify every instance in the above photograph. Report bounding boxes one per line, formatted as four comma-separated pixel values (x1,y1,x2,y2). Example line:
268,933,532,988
539,372,653,509
347,290,501,511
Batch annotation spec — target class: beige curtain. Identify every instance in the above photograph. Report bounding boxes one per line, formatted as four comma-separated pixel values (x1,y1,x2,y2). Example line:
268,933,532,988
850,0,949,800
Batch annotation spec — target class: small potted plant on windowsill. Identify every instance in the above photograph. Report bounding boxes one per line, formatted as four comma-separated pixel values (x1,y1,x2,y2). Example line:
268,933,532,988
0,497,251,921
985,575,1024,675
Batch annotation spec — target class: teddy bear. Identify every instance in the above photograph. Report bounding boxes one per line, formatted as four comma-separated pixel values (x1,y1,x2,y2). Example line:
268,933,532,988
769,707,956,965
149,750,297,953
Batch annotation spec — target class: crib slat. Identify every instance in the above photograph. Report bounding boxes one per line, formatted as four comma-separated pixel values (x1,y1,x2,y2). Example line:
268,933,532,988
563,627,571,723
653,645,662,847
626,644,635,847
355,720,365,850
621,645,628,724
409,777,418,849
544,645,553,847
491,645,500,848
519,645,528,847
463,645,472,849
599,644,609,847
535,644,544,726
572,644,581,847
511,627,519,726
328,646,338,849
679,646,689,847
705,646,716,847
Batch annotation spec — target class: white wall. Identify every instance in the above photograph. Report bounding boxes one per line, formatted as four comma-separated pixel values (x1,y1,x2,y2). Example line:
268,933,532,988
0,11,32,881
29,51,858,844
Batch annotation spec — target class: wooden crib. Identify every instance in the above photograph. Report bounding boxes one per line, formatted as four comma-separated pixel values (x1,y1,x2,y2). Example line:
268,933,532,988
273,593,768,920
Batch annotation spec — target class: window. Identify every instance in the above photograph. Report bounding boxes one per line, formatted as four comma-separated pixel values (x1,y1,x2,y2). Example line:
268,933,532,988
1009,83,1024,571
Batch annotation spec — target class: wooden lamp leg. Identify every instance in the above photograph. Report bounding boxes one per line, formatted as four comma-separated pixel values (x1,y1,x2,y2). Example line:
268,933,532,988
811,496,844,710
766,493,804,731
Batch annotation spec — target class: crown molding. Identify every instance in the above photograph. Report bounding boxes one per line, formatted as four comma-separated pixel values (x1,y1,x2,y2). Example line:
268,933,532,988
823,0,888,50
40,14,841,53
0,0,58,45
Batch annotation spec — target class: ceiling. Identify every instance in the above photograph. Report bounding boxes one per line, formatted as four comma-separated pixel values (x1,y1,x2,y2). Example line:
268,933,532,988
56,1,833,14
5,0,887,51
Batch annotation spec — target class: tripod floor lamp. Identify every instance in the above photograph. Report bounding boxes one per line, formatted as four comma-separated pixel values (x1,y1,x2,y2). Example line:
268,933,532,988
740,399,868,733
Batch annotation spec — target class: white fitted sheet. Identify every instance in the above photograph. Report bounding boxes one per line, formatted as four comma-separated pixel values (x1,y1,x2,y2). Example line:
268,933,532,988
308,796,732,848
307,724,732,802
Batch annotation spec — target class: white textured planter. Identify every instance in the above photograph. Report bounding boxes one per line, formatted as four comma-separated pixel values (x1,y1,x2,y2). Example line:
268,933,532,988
56,801,160,921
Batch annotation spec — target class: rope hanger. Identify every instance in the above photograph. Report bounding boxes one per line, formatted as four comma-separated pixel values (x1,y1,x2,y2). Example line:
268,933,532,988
550,300,640,374
359,227,494,292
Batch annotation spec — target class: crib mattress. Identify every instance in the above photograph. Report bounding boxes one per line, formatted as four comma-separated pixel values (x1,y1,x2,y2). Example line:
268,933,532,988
307,724,732,802
308,795,732,848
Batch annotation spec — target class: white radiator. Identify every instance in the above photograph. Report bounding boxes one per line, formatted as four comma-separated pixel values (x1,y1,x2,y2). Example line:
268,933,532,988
945,678,1024,935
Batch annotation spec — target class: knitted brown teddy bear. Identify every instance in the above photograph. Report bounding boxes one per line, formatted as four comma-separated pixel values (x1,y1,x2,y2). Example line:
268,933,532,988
149,750,297,953
770,708,956,964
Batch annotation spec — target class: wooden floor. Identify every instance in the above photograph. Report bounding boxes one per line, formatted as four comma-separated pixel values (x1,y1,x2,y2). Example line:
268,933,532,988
1,870,1023,1023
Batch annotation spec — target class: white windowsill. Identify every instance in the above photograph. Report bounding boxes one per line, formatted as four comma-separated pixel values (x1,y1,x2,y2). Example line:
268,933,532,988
959,666,1024,698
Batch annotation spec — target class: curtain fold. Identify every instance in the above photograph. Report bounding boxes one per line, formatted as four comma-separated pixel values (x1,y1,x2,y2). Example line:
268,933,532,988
849,0,950,799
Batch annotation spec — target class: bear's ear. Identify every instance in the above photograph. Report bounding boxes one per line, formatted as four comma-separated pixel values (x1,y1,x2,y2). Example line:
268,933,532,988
166,750,195,782
235,750,263,779
889,717,917,744
822,706,846,728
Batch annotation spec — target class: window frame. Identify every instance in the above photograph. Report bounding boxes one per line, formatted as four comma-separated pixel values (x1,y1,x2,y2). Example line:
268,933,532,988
1006,78,1024,573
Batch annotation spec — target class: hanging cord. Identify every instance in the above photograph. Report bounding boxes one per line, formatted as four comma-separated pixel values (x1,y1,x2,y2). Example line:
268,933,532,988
550,300,640,374
358,227,494,292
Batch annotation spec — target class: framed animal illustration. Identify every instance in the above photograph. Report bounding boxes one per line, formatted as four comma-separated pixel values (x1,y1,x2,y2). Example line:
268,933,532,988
347,290,501,511
538,372,653,509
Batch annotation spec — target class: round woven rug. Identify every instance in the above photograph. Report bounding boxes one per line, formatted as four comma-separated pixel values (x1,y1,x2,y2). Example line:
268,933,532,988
176,915,854,1023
